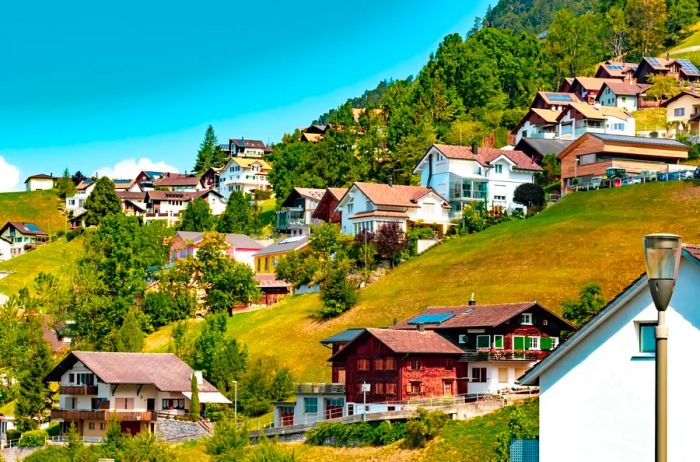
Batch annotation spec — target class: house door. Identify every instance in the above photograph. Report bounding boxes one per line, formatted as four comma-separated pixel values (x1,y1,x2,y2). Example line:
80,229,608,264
456,363,469,395
120,421,141,436
147,399,155,412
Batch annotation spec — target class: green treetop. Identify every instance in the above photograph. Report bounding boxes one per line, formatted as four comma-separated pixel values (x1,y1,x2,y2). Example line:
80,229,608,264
84,177,122,226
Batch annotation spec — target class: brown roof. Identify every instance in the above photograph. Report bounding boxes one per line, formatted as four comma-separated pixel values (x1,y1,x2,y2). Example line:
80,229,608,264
353,183,438,209
393,302,560,329
568,102,631,120
328,188,348,200
331,328,463,360
2,221,48,236
573,77,620,91
597,61,638,78
255,274,291,288
76,180,95,191
116,191,146,200
294,187,326,201
660,90,700,107
230,138,267,149
146,190,197,201
536,91,582,105
25,174,56,182
599,81,651,96
46,351,218,392
531,108,561,124
351,210,410,219
432,144,542,171
155,176,201,187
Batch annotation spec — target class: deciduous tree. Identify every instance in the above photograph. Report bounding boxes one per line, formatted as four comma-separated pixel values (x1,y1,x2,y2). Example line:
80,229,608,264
84,177,122,226
562,282,605,326
179,198,216,232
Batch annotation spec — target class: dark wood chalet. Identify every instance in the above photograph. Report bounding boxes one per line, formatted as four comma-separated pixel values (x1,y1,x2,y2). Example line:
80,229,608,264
312,187,348,224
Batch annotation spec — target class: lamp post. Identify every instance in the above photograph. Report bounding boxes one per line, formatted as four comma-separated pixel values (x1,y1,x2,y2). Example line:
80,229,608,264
643,233,682,462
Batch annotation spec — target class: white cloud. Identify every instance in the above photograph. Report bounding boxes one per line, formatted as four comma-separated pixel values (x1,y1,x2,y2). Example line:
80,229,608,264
96,158,179,179
0,156,20,192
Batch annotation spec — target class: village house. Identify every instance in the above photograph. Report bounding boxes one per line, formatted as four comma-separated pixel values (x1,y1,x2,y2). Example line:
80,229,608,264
556,103,635,140
253,235,309,276
594,61,638,80
144,189,226,225
633,56,700,84
519,245,700,462
660,90,700,135
335,182,452,237
169,230,263,269
65,179,96,215
45,351,230,437
595,81,651,112
513,138,572,165
391,301,573,395
413,144,541,217
513,108,563,142
312,187,348,225
0,222,49,257
154,174,203,192
0,236,12,261
275,187,325,236
113,179,142,193
218,157,272,199
300,124,327,143
134,171,177,191
24,174,56,191
529,91,581,110
567,77,621,104
200,167,221,190
274,383,346,427
224,138,271,158
116,191,147,217
558,133,689,193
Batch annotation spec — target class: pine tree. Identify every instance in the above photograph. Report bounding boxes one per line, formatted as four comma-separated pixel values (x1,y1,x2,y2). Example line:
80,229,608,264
56,168,77,199
14,326,52,432
194,125,224,174
84,177,122,226
179,198,216,232
216,191,262,236
190,373,200,418
117,310,144,352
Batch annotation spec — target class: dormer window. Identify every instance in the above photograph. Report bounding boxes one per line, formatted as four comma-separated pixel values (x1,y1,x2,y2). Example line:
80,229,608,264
521,313,533,325
495,164,503,174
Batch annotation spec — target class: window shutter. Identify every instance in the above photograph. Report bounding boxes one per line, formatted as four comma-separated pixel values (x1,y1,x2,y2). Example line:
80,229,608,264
541,337,553,350
513,336,525,350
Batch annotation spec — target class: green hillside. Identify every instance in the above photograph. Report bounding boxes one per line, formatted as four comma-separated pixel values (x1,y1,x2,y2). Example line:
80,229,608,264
0,190,66,235
146,181,700,382
0,237,82,296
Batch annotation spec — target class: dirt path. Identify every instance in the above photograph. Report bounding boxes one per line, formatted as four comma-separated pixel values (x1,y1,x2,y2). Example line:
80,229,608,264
669,45,700,55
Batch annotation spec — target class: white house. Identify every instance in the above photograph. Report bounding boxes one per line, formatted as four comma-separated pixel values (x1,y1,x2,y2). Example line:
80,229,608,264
661,90,700,134
557,103,635,140
273,383,346,427
596,81,651,112
334,182,452,237
413,144,542,217
276,187,325,236
520,244,700,462
65,179,96,215
24,174,56,191
45,351,230,437
218,157,272,199
225,138,270,158
0,236,11,261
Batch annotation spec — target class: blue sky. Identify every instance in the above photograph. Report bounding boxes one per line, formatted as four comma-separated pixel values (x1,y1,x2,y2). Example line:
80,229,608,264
0,0,490,191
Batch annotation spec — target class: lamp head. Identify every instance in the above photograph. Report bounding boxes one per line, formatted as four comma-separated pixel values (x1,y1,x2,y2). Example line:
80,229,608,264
644,234,682,311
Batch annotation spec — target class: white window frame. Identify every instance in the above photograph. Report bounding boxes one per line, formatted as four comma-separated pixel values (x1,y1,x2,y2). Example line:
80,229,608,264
521,313,533,325
528,336,540,350
458,334,467,344
476,335,491,349
493,335,504,350
495,164,503,174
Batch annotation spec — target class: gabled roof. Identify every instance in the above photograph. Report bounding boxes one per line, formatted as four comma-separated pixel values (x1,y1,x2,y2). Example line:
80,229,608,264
350,182,443,209
281,187,326,207
660,90,700,107
225,157,272,170
568,102,631,120
252,235,309,257
423,144,542,172
557,133,689,160
230,138,267,149
155,176,201,187
320,328,366,345
76,179,95,191
330,328,464,361
0,222,48,237
192,189,225,201
116,191,146,201
45,351,219,393
173,231,262,249
640,56,671,71
531,108,562,124
327,187,349,200
597,81,651,97
535,91,581,106
25,174,56,182
572,77,621,92
596,61,638,78
515,138,573,157
393,302,573,330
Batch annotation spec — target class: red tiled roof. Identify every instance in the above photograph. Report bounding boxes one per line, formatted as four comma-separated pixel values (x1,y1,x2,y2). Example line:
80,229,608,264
432,145,542,172
255,274,291,288
294,188,326,201
116,191,146,200
155,176,201,187
393,302,549,329
573,77,620,91
600,81,651,96
328,188,349,200
47,351,219,393
331,328,463,360
3,221,48,236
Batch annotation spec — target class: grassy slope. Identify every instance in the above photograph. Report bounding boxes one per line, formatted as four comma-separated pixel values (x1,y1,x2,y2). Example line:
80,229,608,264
0,190,66,235
0,237,83,295
632,108,667,132
670,21,700,52
146,182,700,382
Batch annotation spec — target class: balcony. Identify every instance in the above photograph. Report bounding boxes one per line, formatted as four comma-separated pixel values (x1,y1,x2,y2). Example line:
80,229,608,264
459,349,549,362
295,383,345,395
276,208,305,229
51,409,155,421
59,385,98,395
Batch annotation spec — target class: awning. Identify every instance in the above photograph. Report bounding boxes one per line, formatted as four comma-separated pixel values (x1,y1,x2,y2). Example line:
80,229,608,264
181,391,232,404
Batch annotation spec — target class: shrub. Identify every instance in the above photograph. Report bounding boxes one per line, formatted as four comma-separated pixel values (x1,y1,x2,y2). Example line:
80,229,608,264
46,422,61,437
305,420,408,447
247,435,297,461
513,183,545,209
319,264,357,319
6,429,21,441
66,228,84,241
404,408,448,448
207,417,249,458
19,429,48,447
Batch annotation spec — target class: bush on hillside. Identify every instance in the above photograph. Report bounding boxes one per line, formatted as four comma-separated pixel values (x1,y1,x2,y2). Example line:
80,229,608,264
319,263,358,319
404,408,449,448
513,183,545,210
207,417,249,459
306,420,407,447
19,429,48,447
247,435,297,461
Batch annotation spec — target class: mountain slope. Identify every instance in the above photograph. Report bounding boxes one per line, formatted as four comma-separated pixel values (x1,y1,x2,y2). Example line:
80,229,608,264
483,0,598,34
146,182,700,381
0,190,66,235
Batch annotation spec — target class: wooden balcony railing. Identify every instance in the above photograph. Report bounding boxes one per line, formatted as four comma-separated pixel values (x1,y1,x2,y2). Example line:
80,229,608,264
51,409,155,421
58,385,98,395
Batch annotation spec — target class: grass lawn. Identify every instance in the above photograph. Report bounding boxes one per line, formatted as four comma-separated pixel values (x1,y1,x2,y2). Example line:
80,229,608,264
632,108,667,132
0,237,83,295
0,190,66,235
146,181,700,382
260,198,277,227
669,50,700,67
670,21,700,52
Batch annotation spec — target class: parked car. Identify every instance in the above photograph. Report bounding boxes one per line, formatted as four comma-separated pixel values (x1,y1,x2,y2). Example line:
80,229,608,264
694,167,700,179
605,168,626,179
622,176,641,186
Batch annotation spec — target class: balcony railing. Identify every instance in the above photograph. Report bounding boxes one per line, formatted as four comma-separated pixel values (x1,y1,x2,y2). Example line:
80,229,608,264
295,383,345,395
51,410,155,421
459,349,549,362
59,385,98,395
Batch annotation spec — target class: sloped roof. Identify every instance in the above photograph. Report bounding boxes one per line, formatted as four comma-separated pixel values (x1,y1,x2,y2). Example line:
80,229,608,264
599,81,650,96
320,328,365,345
590,133,687,147
393,302,543,329
660,90,700,107
536,91,581,105
573,77,620,91
253,235,309,257
331,328,463,360
531,108,561,124
45,351,219,393
173,231,262,249
229,157,272,170
1,222,48,236
116,191,146,201
431,144,542,172
641,56,671,70
597,61,638,78
76,179,95,190
155,176,201,187
230,138,267,149
327,187,349,200
568,102,631,120
254,274,291,288
25,174,56,182
515,138,573,157
353,182,438,209
301,132,322,142
294,188,326,201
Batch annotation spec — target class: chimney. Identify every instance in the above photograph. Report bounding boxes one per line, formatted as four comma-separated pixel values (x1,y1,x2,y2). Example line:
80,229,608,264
471,141,478,155
388,177,393,187
468,292,476,306
194,370,203,385
417,323,424,332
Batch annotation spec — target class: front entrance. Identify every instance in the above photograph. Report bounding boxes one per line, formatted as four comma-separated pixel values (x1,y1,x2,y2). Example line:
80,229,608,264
147,398,155,412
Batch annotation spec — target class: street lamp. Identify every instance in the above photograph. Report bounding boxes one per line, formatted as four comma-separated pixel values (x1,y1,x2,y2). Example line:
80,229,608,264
643,233,682,462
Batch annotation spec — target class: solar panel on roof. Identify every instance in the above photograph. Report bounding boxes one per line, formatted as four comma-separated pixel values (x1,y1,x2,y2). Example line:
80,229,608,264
408,312,455,325
647,57,662,67
25,224,41,232
545,93,574,102
677,59,700,75
607,65,624,70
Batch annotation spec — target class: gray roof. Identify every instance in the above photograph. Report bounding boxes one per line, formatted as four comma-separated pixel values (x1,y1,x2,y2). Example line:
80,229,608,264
174,231,262,249
516,138,573,156
252,235,309,257
320,328,366,344
591,133,688,148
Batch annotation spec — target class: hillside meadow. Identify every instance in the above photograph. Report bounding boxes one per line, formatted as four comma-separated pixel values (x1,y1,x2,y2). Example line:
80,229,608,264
146,181,700,382
0,190,66,235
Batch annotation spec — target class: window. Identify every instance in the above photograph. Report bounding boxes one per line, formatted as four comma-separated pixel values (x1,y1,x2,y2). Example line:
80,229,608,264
494,195,506,201
458,334,467,344
639,323,657,353
476,335,491,349
471,367,487,383
385,382,397,395
495,164,503,174
445,359,454,370
256,258,261,272
99,423,105,430
528,336,541,350
409,381,421,394
68,373,75,384
374,358,384,371
77,373,95,386
115,398,135,410
88,422,95,430
498,368,508,383
521,313,533,325
264,257,269,272
513,336,525,352
374,382,385,395
304,397,318,414
91,398,107,410
384,357,396,371
410,360,421,371
493,335,504,349
357,359,370,371
674,108,685,117
443,380,453,395
162,399,185,410
561,123,572,135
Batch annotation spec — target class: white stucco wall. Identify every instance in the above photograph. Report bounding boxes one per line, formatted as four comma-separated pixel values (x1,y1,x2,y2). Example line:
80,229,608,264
468,361,535,395
27,178,55,191
599,87,638,112
538,258,700,462
665,94,700,124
